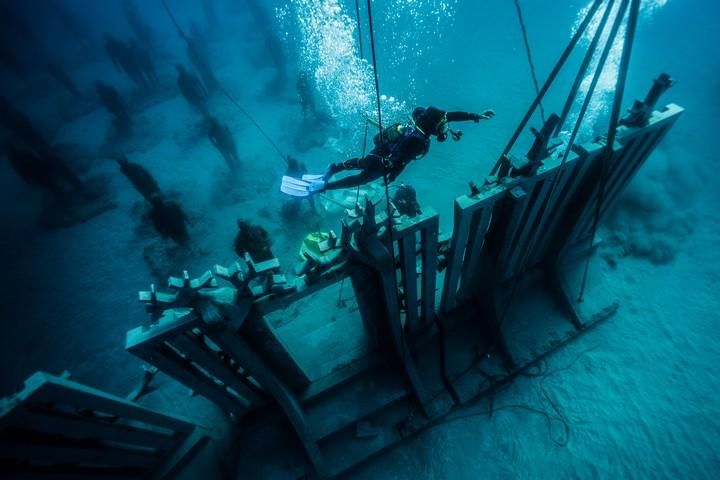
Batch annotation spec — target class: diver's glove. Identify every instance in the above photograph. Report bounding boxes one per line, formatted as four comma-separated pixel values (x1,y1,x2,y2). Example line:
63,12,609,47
472,109,496,122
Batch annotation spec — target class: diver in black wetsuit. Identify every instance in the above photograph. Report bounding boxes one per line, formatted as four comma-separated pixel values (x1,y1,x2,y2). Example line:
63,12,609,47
318,106,495,192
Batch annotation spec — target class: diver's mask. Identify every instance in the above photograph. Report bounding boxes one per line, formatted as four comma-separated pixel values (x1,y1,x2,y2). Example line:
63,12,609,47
435,115,463,142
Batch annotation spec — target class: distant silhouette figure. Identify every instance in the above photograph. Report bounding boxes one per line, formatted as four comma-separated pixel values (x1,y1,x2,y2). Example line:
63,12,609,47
4,143,84,197
95,82,131,134
206,115,240,173
176,64,208,113
124,1,154,49
185,34,217,92
0,96,49,149
116,156,160,201
149,196,190,245
47,62,81,98
104,34,150,90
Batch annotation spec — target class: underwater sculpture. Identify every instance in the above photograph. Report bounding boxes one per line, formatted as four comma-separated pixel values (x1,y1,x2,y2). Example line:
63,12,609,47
95,81,132,135
176,64,209,114
281,106,495,196
234,219,274,262
4,144,85,198
116,156,190,245
206,114,240,174
392,183,422,218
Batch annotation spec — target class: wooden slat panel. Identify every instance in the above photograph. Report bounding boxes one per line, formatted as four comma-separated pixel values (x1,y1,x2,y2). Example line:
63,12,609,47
20,373,194,433
598,124,673,220
420,214,439,326
0,442,159,469
530,148,598,263
130,344,244,416
456,206,493,303
570,136,647,241
1,407,178,452
496,186,529,277
202,329,327,476
521,160,575,266
440,199,473,312
399,235,419,332
507,176,555,277
170,333,263,409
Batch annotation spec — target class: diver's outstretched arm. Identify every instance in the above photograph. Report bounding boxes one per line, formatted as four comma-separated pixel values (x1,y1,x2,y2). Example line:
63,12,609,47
447,110,495,122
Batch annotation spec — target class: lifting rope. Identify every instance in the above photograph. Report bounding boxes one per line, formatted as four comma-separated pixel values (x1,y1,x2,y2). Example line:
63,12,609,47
492,0,605,175
365,0,401,283
577,0,641,302
496,0,632,329
513,0,546,124
160,0,288,165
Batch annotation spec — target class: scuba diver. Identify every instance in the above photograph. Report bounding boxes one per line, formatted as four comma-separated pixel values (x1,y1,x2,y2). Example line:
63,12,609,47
281,106,495,197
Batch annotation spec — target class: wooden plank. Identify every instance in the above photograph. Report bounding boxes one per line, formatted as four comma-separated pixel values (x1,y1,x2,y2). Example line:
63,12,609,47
202,329,327,476
496,186,529,277
570,133,653,243
530,146,599,262
304,364,408,441
20,373,195,433
456,205,493,303
399,234,419,333
0,442,160,469
420,214,439,326
524,157,577,265
1,407,178,452
299,352,389,403
597,124,674,220
440,200,473,312
125,310,201,351
362,236,432,413
130,344,245,417
150,428,209,480
170,333,264,409
507,175,555,277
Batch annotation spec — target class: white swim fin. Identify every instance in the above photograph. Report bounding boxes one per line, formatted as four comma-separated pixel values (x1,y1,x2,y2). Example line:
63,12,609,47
281,175,326,197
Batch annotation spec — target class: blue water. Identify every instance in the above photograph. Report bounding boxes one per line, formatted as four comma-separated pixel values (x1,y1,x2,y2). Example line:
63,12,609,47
0,1,718,478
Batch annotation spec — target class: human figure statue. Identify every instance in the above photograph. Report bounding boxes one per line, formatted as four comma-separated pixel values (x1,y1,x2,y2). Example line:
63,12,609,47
116,156,160,202
148,195,190,245
3,143,84,197
234,219,273,262
95,82,131,134
206,115,240,174
176,64,208,113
